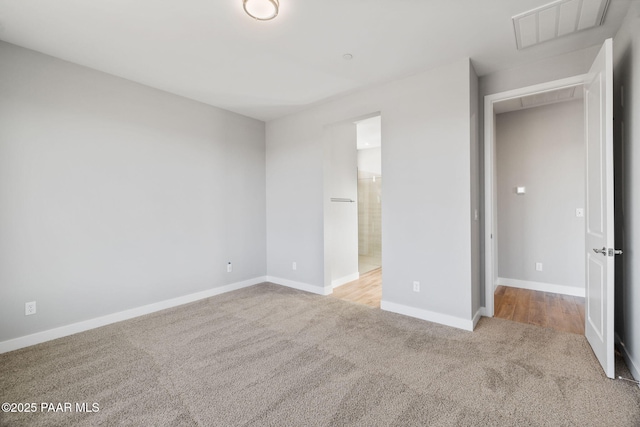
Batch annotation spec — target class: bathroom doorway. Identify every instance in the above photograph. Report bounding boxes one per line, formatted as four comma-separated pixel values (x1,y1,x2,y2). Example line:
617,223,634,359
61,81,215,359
355,116,382,275
327,113,382,308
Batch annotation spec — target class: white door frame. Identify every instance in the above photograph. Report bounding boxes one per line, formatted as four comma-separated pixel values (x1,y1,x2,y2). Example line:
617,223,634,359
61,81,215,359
483,74,587,316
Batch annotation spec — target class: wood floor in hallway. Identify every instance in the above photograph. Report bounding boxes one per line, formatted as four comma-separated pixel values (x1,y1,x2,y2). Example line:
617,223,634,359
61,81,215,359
331,276,585,335
331,268,382,308
494,285,585,335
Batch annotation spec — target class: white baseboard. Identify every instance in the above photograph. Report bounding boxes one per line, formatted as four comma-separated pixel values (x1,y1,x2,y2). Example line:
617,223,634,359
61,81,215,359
266,276,332,296
0,276,267,355
497,277,585,297
332,272,359,289
478,307,491,317
616,333,640,385
380,300,474,331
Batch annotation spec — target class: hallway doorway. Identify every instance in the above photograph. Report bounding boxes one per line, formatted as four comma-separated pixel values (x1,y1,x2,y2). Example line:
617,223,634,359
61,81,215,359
492,90,586,334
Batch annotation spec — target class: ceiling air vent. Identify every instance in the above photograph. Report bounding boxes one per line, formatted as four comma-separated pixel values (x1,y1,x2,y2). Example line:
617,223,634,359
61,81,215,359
513,0,610,49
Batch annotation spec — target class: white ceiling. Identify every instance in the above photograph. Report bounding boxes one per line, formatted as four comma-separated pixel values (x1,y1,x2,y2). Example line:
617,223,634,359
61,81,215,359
0,0,632,121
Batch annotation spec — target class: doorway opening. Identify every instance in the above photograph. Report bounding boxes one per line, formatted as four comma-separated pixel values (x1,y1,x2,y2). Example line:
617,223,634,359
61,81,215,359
492,88,586,335
484,74,587,319
356,115,382,275
485,40,615,379
326,114,382,308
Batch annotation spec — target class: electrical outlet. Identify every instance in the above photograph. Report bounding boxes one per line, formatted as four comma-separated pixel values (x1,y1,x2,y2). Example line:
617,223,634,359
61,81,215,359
227,262,232,273
413,281,420,292
292,261,297,271
535,262,543,271
25,301,36,316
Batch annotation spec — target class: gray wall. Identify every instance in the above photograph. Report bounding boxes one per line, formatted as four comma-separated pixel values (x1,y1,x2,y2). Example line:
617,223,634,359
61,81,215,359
612,1,640,381
496,101,585,290
479,45,600,97
0,42,266,342
267,59,477,326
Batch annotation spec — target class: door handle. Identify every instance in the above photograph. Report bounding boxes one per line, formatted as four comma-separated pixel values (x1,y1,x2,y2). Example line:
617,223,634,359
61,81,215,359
592,247,623,256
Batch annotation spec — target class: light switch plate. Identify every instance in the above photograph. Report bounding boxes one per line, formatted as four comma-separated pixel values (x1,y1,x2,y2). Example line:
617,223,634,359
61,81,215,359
576,208,584,217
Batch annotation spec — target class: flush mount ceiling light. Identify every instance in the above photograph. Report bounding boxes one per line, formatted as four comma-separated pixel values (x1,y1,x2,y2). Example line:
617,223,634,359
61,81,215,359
513,0,610,49
243,0,279,21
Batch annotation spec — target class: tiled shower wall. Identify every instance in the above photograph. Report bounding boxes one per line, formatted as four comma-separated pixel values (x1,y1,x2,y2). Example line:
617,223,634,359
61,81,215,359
358,170,381,270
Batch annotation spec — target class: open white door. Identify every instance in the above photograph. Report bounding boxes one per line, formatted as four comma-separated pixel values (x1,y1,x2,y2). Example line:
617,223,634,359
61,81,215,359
584,38,616,379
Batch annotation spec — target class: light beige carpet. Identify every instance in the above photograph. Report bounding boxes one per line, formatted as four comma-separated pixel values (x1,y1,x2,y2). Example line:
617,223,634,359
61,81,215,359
1,283,639,426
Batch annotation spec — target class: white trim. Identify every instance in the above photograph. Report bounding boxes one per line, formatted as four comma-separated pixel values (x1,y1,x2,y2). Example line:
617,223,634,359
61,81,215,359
332,272,359,288
0,276,266,354
266,276,332,295
616,333,640,385
615,333,640,387
380,300,474,331
472,308,483,329
484,74,588,319
497,277,586,297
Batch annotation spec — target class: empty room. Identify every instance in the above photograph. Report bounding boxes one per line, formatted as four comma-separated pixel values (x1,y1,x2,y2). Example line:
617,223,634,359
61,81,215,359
1,1,640,426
